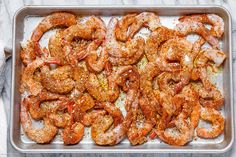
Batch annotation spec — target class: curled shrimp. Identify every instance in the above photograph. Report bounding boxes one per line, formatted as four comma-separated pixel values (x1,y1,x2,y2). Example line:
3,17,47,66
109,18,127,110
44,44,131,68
128,12,161,38
176,20,220,49
20,99,58,144
81,110,107,126
41,65,75,94
145,26,181,62
61,121,85,145
20,58,60,96
158,117,194,146
105,17,145,60
31,12,77,42
195,48,226,68
179,14,224,38
197,107,225,139
72,66,88,93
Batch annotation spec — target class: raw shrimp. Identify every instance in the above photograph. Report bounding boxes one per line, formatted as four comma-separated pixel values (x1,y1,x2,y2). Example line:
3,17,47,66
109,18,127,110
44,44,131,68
86,48,108,73
158,117,194,146
85,66,120,102
179,14,224,38
20,100,58,144
176,20,220,49
128,12,161,38
195,48,226,68
72,66,88,92
115,14,137,41
81,110,107,126
41,65,75,94
20,41,42,65
91,112,133,146
157,71,190,96
197,107,225,139
105,17,145,59
61,122,85,145
31,12,77,42
145,26,181,62
20,58,60,96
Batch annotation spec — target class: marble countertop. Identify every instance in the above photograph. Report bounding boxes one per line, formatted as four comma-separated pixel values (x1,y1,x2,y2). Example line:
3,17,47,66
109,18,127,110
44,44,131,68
1,0,236,157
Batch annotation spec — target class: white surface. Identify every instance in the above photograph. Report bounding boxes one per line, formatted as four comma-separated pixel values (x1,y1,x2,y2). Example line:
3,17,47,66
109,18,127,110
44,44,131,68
0,0,236,157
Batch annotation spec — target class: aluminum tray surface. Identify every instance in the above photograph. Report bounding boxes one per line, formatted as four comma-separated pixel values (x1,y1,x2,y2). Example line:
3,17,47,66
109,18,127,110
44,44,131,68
10,6,234,153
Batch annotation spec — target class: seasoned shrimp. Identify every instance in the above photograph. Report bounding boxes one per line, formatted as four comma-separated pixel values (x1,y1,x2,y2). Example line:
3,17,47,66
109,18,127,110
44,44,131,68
49,112,71,128
179,14,224,38
20,41,42,65
31,12,77,42
195,48,226,68
62,122,85,145
81,110,107,126
128,12,161,38
20,100,58,144
72,66,88,92
20,58,60,96
190,102,201,129
105,17,145,59
86,48,108,73
197,107,225,139
145,26,181,62
176,20,220,49
41,65,75,94
158,117,194,146
115,14,137,41
91,112,133,146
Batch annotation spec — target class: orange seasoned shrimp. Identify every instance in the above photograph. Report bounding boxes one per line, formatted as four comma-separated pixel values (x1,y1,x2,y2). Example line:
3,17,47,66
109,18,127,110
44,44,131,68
128,12,161,38
85,64,120,102
179,14,224,38
72,66,88,92
86,48,108,73
105,17,145,59
41,65,75,94
91,112,133,146
197,107,225,139
158,117,194,146
145,26,181,62
20,100,58,144
195,48,226,68
81,110,107,126
61,121,85,145
115,14,137,41
20,58,60,96
190,102,201,129
20,41,42,65
176,20,220,49
157,71,190,96
31,12,77,42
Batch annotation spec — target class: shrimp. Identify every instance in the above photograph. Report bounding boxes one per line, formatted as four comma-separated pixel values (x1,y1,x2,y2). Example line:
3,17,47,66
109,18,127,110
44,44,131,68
61,122,85,145
85,66,120,102
145,26,181,62
91,112,133,146
20,58,60,95
105,17,145,59
158,117,194,146
195,48,226,68
86,48,108,73
40,65,75,94
176,20,220,49
81,110,107,126
157,71,190,96
20,41,42,65
115,14,137,41
128,12,161,38
20,99,58,144
31,12,77,42
72,66,88,92
179,14,224,38
197,107,225,139
49,112,71,128
190,102,201,129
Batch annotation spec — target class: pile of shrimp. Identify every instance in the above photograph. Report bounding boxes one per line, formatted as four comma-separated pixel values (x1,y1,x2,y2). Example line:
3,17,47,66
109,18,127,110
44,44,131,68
19,12,226,146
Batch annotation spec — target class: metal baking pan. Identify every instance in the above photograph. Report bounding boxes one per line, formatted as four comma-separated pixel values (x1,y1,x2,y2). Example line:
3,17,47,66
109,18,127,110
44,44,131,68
10,5,234,153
